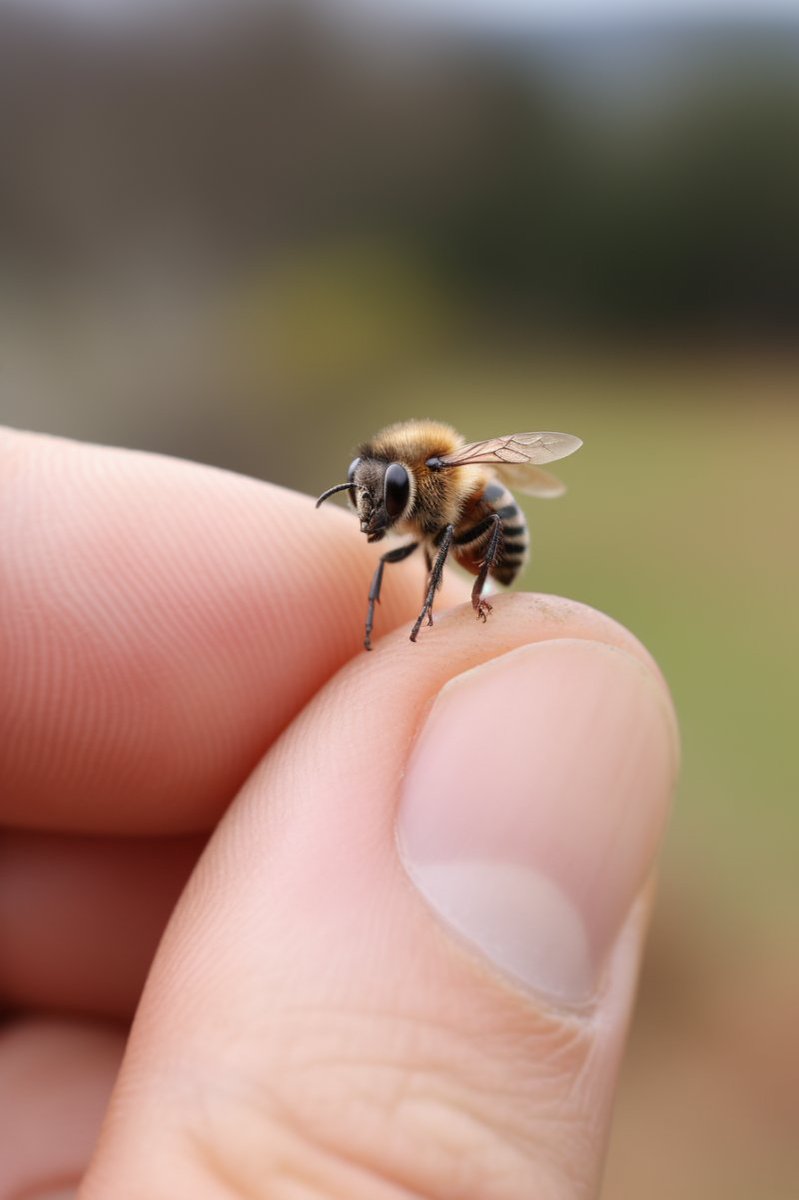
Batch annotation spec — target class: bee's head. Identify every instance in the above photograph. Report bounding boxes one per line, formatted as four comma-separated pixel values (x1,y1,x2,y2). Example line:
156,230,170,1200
316,456,413,543
351,456,415,542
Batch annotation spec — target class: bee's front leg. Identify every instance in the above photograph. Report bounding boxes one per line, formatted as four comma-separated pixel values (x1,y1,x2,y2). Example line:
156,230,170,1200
423,547,434,624
410,525,454,643
364,541,419,650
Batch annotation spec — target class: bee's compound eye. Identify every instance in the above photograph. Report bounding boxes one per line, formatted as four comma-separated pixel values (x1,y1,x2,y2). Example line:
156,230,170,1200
347,457,361,483
384,462,410,519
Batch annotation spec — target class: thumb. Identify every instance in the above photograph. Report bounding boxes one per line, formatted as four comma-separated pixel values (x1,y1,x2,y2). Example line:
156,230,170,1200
82,596,678,1200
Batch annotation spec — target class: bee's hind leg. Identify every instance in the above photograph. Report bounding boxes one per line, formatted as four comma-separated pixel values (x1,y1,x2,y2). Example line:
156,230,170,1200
364,541,419,650
471,514,502,622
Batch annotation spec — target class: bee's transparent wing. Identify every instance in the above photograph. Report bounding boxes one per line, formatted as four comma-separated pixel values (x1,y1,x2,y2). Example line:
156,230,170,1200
434,432,581,497
494,462,567,498
434,431,582,468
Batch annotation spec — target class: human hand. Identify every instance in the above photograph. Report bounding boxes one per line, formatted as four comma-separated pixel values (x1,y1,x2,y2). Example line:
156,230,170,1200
0,428,678,1199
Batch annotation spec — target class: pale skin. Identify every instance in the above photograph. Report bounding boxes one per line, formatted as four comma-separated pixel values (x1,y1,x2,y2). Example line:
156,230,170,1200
0,429,678,1200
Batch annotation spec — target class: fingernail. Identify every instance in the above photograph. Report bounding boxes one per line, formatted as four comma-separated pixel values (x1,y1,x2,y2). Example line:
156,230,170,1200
397,639,678,1003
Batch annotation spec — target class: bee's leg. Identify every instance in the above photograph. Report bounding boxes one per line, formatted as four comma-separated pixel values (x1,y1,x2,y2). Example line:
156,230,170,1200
364,542,419,650
423,547,433,623
410,524,454,643
471,514,502,622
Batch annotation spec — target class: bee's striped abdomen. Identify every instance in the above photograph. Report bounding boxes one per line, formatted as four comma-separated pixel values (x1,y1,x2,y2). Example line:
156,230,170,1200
483,479,529,586
451,479,529,587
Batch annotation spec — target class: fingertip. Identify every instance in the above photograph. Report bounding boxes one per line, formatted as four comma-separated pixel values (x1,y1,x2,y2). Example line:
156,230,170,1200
81,593,674,1199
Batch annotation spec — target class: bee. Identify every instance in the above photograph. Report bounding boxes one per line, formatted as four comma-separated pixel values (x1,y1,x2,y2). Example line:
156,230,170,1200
316,420,582,650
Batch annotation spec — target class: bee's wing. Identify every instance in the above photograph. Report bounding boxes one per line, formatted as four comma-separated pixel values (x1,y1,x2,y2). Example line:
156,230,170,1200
434,431,582,468
434,432,581,497
494,462,567,498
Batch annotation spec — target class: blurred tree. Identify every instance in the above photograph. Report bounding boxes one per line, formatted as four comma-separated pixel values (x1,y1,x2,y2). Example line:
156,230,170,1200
1,4,798,345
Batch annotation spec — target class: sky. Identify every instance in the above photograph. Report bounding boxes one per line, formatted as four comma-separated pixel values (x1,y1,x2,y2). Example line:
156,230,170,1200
14,0,799,27
362,0,799,23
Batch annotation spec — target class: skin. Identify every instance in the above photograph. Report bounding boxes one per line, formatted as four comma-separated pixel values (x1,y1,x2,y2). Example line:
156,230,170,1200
0,428,678,1200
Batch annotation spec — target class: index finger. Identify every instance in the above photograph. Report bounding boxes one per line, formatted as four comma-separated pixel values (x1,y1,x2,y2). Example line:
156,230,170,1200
0,428,467,834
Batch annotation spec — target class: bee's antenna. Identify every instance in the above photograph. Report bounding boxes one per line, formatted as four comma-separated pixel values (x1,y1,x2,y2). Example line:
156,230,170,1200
315,482,354,508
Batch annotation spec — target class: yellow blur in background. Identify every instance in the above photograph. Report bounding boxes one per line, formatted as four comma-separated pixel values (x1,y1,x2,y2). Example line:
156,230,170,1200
2,2,798,1196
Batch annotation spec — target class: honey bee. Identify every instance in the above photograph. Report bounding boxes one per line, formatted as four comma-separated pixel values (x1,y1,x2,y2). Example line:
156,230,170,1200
316,420,582,650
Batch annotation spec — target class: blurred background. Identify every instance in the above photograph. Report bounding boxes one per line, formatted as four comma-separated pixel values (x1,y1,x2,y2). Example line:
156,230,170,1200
1,0,797,1194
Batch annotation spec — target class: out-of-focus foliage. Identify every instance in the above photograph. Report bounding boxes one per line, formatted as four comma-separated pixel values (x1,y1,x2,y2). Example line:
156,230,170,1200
1,4,798,1198
232,240,454,392
2,5,799,338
